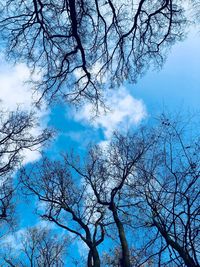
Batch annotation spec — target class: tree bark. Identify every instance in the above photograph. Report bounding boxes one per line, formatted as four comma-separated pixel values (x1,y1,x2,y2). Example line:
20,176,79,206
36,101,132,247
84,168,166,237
153,219,198,267
88,249,93,267
87,246,101,267
110,204,131,267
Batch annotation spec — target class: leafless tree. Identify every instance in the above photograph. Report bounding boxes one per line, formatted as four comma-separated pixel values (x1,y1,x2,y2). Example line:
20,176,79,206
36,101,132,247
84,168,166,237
0,0,186,106
63,118,200,267
20,158,105,267
0,109,51,231
132,115,200,267
102,245,156,267
64,131,157,267
17,115,200,266
2,226,67,266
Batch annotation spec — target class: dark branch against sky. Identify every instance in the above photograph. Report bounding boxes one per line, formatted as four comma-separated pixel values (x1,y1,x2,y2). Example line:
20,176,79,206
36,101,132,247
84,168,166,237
0,1,199,266
0,0,186,106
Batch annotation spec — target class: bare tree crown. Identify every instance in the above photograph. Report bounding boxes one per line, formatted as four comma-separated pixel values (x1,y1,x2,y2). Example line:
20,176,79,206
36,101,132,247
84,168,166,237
0,0,186,105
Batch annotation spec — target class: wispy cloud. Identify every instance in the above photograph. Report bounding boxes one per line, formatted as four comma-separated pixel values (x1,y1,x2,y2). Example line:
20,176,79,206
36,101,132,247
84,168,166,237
72,87,147,140
0,57,50,164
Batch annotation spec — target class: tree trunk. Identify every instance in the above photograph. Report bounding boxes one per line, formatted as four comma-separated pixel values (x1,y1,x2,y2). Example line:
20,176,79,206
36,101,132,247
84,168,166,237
110,204,131,267
153,219,198,267
87,250,93,267
92,246,101,267
87,246,101,267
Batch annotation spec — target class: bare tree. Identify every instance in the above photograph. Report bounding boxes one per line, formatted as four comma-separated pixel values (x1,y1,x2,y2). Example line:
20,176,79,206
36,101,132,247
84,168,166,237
102,246,156,267
132,115,200,266
0,109,51,230
62,118,200,267
0,0,186,106
64,131,156,267
20,158,105,267
16,115,200,266
2,226,67,266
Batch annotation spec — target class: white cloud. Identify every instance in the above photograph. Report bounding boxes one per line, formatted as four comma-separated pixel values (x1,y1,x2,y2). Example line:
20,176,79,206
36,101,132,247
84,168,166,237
73,87,147,139
0,57,50,164
0,62,32,110
1,228,25,251
0,219,57,254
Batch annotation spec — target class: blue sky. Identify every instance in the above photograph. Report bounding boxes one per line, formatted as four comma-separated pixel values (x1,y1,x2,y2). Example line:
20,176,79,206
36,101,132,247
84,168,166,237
45,29,200,156
0,25,199,263
134,30,200,113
